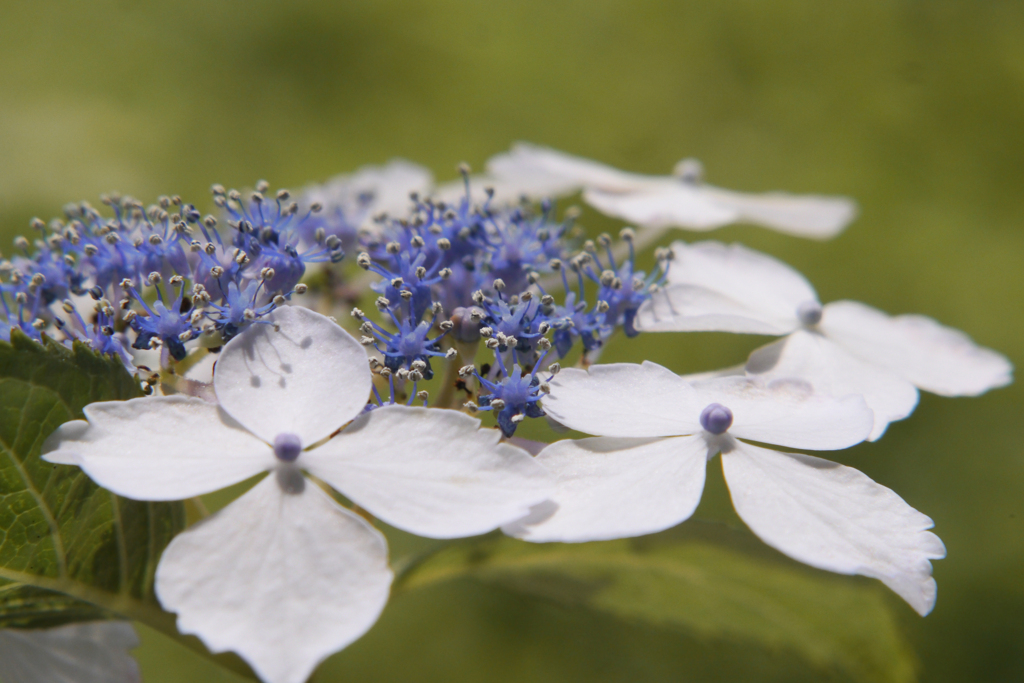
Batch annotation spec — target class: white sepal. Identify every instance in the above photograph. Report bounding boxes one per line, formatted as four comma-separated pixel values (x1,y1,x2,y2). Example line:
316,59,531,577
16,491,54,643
156,474,392,683
306,405,554,539
822,300,1013,397
214,305,372,446
544,362,703,438
42,396,270,500
722,439,945,616
746,331,919,441
510,435,709,543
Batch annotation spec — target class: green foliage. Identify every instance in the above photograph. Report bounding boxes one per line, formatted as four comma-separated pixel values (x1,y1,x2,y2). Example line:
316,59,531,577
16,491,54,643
0,330,185,629
397,525,917,683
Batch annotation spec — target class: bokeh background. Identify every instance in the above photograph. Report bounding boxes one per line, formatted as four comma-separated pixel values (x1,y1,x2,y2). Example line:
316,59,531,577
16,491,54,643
1,1,1021,681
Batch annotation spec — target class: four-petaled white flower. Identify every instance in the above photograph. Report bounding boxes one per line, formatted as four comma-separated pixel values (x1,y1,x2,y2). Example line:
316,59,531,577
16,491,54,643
437,142,857,238
43,305,554,683
508,362,946,616
637,240,1013,439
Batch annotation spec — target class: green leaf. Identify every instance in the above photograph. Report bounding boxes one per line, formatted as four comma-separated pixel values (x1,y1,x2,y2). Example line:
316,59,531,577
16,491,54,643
396,524,918,683
0,329,186,629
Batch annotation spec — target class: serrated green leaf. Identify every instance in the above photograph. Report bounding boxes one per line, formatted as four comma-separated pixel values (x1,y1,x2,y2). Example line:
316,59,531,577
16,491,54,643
0,330,184,628
396,524,918,683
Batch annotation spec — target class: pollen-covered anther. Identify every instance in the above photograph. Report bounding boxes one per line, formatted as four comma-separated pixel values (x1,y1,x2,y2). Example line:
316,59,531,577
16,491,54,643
458,365,476,377
596,300,610,313
797,300,823,326
464,401,479,413
490,399,507,411
485,338,500,349
408,370,424,382
294,284,308,294
261,267,276,281
511,414,525,424
439,320,454,332
273,295,286,306
537,338,552,351
31,318,47,330
399,290,413,301
385,242,401,255
351,307,365,320
243,309,256,322
445,348,458,359
437,238,451,250
360,336,375,346
699,403,734,435
439,268,452,280
375,296,391,311
123,310,137,323
479,326,493,338
273,433,302,463
210,266,224,278
548,363,561,375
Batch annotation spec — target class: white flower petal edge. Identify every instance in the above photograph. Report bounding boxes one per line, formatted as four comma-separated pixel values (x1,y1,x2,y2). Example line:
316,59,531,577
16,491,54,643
510,435,709,543
544,362,704,438
306,405,555,539
746,331,919,441
821,300,1013,397
637,241,814,334
156,475,392,683
0,621,140,683
699,186,858,239
583,185,738,231
302,159,433,229
214,306,372,446
42,396,270,500
691,375,874,451
721,439,945,616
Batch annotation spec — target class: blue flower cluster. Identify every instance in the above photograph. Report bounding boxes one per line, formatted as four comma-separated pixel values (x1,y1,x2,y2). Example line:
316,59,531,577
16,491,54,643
354,180,670,436
0,183,330,370
1,174,668,435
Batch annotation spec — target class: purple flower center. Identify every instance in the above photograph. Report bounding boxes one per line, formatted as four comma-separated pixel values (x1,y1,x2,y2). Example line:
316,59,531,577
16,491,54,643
797,300,823,326
273,433,302,462
699,403,733,435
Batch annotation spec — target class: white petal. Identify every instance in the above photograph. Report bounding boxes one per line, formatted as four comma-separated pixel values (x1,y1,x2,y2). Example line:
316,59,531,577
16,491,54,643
41,396,269,500
156,475,392,683
0,622,140,683
214,306,372,446
821,300,1013,397
544,362,704,437
691,374,874,450
485,142,646,196
637,284,800,335
637,241,814,334
305,405,554,539
510,435,708,542
746,331,919,441
584,185,738,230
303,160,433,226
700,186,858,239
722,440,945,615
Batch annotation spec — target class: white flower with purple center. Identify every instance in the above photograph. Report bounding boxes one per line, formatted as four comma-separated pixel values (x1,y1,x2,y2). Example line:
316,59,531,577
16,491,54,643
508,361,946,616
447,143,858,239
636,241,1013,439
42,305,554,683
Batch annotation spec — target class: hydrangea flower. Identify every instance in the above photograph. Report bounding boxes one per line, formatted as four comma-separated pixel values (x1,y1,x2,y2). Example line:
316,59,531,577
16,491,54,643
43,305,554,683
636,241,1014,439
509,361,946,616
456,143,858,238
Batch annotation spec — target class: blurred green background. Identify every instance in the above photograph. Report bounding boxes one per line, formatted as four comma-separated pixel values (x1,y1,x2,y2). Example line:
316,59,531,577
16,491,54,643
1,1,1021,681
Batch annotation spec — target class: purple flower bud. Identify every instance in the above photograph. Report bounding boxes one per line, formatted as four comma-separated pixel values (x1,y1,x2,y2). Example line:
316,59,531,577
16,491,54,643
273,433,302,462
699,403,733,435
797,300,823,326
